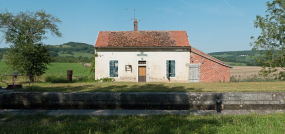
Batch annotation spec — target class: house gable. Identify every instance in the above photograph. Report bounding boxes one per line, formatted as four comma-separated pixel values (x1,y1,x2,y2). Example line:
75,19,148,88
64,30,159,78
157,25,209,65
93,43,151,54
190,47,231,82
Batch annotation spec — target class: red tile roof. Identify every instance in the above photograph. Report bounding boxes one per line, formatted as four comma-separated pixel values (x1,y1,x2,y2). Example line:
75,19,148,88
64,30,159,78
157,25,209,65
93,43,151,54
95,31,190,47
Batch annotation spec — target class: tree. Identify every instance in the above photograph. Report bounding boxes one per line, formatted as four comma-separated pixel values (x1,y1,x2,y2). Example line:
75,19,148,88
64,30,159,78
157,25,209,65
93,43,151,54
251,0,285,80
0,10,62,81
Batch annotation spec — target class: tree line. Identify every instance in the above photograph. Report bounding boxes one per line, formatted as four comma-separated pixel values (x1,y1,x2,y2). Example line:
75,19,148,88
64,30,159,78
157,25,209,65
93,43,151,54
0,42,94,63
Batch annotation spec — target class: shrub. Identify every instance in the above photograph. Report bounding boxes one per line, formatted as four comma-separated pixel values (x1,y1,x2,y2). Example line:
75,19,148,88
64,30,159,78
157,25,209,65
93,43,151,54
99,77,114,82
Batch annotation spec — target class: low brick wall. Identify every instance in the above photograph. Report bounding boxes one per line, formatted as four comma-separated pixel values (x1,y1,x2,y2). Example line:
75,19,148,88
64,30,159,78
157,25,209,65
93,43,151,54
0,91,284,110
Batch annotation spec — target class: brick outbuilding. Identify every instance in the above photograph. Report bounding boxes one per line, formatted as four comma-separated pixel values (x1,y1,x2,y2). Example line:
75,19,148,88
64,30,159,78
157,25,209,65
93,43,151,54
190,47,231,82
95,20,231,82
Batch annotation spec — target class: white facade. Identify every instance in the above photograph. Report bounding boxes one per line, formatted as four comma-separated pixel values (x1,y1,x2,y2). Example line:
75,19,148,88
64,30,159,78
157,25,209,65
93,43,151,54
95,48,191,82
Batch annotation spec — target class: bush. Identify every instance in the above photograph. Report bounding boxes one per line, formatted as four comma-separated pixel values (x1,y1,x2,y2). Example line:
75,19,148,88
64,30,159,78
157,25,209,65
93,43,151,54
99,77,114,82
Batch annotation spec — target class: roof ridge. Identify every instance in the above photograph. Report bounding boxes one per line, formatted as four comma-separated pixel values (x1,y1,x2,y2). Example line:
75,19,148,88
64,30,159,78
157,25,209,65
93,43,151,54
191,47,232,68
99,30,187,32
95,30,190,47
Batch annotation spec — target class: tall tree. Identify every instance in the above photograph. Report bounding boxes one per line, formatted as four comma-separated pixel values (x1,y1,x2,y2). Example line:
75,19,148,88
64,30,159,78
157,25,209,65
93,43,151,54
0,10,62,81
251,0,285,80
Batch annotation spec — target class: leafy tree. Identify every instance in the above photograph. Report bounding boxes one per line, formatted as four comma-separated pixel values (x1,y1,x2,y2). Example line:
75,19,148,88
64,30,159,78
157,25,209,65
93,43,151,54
251,0,285,80
88,53,98,75
0,10,61,81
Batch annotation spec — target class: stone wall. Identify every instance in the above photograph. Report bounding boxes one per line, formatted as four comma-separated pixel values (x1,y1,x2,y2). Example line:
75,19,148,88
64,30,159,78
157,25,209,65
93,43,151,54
0,91,284,110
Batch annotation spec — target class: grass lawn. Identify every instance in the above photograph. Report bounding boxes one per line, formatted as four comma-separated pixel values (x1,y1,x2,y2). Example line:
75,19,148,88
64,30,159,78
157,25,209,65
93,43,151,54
0,114,284,133
45,63,90,77
58,52,93,58
0,62,90,77
0,61,12,75
18,81,285,92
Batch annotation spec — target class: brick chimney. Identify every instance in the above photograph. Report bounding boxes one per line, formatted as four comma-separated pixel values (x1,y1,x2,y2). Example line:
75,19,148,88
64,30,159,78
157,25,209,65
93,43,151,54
134,19,138,31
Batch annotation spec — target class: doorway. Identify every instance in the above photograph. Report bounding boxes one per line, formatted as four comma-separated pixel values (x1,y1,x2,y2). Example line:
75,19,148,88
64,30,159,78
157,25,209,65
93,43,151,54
138,66,146,82
190,64,199,82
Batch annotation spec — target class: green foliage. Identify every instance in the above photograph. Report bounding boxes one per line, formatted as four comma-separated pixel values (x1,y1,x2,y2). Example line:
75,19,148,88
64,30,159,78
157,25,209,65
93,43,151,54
6,44,51,77
88,53,97,74
0,62,12,75
251,0,285,79
99,77,114,82
209,50,261,66
51,56,91,63
0,10,61,80
0,114,285,133
47,42,94,55
224,62,247,66
0,52,3,60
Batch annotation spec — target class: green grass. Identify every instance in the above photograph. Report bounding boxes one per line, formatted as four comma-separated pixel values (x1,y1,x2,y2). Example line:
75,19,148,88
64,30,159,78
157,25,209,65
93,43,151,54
18,81,285,92
58,52,93,58
212,54,232,58
0,62,90,77
73,52,94,58
0,61,12,75
45,63,90,77
57,53,73,57
0,113,284,133
0,62,91,87
62,44,72,48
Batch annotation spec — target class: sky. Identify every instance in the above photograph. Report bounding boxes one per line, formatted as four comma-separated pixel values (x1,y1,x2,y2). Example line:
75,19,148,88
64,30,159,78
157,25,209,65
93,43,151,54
0,0,269,53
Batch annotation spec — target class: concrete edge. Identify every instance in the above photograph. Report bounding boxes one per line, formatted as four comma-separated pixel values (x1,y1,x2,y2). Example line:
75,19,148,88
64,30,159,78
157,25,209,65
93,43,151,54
0,109,285,116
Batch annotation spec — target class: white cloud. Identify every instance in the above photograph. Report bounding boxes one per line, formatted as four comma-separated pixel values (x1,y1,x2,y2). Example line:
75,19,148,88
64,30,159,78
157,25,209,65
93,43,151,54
221,0,236,10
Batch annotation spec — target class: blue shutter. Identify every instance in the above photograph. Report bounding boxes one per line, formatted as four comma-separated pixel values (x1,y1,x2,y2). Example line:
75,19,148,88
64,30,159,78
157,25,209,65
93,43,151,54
166,60,169,78
114,60,118,77
171,60,175,77
110,60,118,77
109,60,114,77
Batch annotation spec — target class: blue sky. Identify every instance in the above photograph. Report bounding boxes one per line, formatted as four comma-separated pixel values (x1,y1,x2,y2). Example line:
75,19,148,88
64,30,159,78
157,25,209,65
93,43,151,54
0,0,268,53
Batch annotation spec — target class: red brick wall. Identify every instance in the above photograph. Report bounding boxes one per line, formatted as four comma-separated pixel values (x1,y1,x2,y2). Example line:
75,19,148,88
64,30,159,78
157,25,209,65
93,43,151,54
190,48,231,82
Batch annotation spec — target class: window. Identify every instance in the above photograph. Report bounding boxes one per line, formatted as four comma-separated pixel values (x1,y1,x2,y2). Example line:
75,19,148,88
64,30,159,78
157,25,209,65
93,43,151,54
166,60,175,77
109,60,118,77
138,61,146,64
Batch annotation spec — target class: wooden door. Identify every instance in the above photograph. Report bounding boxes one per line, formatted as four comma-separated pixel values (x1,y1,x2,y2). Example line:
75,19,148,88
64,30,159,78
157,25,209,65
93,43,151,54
190,64,199,82
138,66,146,82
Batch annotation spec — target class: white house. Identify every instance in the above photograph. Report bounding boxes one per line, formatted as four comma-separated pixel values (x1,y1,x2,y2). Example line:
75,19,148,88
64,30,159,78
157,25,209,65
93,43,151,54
94,20,231,82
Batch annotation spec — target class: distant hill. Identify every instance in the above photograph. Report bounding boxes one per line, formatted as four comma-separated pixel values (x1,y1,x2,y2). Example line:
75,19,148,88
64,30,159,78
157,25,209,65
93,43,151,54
47,42,94,54
208,50,261,66
0,42,95,63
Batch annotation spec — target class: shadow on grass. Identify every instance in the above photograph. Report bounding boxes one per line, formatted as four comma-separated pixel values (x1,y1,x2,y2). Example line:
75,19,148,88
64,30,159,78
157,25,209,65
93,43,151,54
0,114,221,134
17,83,203,92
